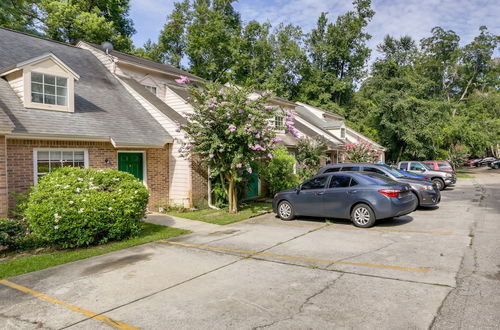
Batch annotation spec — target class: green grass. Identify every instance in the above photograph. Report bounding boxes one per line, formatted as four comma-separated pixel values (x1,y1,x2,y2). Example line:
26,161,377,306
0,223,189,279
457,172,475,178
166,201,272,225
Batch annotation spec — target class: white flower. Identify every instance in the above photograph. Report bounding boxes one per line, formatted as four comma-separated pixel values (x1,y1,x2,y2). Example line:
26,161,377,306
69,201,74,204
78,208,84,213
63,185,70,189
108,207,113,211
77,177,83,181
82,199,86,202
118,189,122,192
54,225,59,230
76,188,81,193
114,178,120,181
134,190,138,194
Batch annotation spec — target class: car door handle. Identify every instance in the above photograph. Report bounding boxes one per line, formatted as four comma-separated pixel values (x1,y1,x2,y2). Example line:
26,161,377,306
316,192,325,195
348,190,358,194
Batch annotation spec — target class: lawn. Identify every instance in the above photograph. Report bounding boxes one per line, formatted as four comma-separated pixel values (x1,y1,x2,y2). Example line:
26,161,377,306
166,201,272,225
456,172,475,178
0,223,189,279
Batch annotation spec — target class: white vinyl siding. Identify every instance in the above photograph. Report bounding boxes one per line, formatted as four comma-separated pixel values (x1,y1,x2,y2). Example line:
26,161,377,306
34,149,88,183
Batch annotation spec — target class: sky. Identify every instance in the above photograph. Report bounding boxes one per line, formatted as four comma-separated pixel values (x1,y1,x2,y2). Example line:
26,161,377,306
129,0,500,59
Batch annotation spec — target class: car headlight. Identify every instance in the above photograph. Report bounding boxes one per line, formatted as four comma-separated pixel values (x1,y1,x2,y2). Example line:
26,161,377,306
444,173,451,177
423,185,434,191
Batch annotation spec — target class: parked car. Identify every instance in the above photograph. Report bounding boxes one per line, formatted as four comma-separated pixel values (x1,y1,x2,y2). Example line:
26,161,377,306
318,163,440,208
489,160,500,169
467,158,482,167
397,161,456,190
396,169,429,180
477,157,496,167
273,172,418,228
423,160,455,173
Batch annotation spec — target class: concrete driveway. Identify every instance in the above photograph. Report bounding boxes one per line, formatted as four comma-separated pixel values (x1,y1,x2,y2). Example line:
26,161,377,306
1,169,499,329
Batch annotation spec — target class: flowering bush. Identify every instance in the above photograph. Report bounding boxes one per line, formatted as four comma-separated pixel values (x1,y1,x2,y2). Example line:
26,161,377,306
343,138,379,162
24,167,149,248
296,137,328,181
179,81,293,213
260,147,299,196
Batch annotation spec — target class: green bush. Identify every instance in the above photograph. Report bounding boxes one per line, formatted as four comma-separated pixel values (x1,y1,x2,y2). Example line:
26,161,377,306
0,218,26,250
260,146,299,196
24,167,149,248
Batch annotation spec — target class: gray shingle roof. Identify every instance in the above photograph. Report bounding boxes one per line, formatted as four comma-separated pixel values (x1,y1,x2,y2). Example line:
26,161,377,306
0,28,172,147
294,106,344,144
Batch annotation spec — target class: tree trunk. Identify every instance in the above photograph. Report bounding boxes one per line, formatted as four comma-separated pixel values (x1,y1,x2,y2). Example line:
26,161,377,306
396,145,404,164
227,178,238,214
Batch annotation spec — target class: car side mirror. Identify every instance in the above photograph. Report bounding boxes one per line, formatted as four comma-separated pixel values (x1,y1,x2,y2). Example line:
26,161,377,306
295,185,301,193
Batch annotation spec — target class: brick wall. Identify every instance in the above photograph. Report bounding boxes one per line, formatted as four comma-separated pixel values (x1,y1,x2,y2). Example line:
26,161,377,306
0,136,8,217
6,139,169,212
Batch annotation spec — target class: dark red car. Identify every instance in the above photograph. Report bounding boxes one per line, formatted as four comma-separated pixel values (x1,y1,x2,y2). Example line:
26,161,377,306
423,160,455,173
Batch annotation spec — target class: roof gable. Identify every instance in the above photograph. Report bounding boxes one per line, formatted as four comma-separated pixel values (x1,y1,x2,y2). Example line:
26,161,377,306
0,53,80,80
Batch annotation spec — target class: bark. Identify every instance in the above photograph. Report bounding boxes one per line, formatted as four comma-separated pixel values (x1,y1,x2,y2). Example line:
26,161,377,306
396,145,404,164
227,178,238,214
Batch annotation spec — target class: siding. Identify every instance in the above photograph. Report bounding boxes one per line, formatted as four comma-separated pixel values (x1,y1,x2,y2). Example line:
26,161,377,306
6,71,23,99
165,87,193,114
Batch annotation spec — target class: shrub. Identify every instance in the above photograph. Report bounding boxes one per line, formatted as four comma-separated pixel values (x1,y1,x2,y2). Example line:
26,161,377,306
296,137,328,181
24,167,149,248
260,146,299,196
0,218,26,250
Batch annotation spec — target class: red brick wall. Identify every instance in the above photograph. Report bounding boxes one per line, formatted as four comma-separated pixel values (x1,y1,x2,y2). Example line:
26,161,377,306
0,136,8,217
6,139,169,212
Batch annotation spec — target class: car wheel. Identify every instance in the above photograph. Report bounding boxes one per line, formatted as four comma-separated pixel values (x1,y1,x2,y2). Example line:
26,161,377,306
432,178,445,191
494,164,499,169
411,191,420,210
351,204,376,228
277,200,295,221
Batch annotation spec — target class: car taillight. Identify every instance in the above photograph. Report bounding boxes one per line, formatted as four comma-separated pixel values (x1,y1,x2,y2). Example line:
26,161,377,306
378,189,401,198
422,177,429,180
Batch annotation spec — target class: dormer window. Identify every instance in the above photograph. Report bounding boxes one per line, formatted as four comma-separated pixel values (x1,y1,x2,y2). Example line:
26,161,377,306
274,114,285,130
144,85,157,95
340,127,346,139
31,72,68,106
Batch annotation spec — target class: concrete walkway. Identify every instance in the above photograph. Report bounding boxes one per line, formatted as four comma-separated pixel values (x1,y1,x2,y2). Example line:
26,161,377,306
144,212,222,233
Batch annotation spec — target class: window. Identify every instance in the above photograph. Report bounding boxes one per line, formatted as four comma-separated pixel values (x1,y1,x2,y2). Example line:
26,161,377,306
274,114,285,130
340,166,360,171
410,162,426,171
35,150,87,182
325,167,341,173
438,163,452,170
328,175,351,188
399,162,408,170
363,167,388,177
350,179,358,187
301,176,328,190
31,72,67,106
340,127,346,139
144,85,157,95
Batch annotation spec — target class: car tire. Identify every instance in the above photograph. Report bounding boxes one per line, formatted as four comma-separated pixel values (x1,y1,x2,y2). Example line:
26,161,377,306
351,204,376,228
494,164,499,169
411,191,420,210
277,200,295,221
432,178,445,191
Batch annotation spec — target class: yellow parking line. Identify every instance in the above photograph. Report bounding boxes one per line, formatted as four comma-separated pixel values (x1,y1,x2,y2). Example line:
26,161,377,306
0,279,139,330
161,241,429,273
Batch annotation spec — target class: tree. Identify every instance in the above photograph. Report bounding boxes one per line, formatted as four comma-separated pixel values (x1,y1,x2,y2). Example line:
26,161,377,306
0,0,41,34
157,0,190,67
133,39,163,62
179,80,281,213
295,137,327,181
185,0,241,81
260,146,299,196
343,139,379,162
300,0,375,108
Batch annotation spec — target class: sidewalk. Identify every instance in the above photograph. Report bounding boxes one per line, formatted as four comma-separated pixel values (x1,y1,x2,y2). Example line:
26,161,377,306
145,212,222,233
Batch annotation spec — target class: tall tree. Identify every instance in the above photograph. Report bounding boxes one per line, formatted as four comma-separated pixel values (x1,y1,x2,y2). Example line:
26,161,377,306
0,0,41,33
185,0,241,81
157,0,190,68
300,0,375,108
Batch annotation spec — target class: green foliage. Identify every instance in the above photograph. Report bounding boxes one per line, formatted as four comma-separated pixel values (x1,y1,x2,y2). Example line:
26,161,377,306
296,137,328,181
180,81,279,212
24,167,149,248
157,0,190,67
260,147,299,196
0,219,26,250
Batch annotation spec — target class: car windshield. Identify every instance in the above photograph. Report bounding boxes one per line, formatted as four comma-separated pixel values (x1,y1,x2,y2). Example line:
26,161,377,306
422,163,433,170
379,164,405,178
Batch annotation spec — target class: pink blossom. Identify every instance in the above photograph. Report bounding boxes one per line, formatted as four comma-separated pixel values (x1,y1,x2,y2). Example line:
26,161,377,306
238,109,244,113
267,153,273,159
255,133,260,139
264,105,273,111
209,153,214,159
228,125,237,132
236,163,243,168
247,168,253,174
175,76,190,84
272,136,282,143
249,144,266,151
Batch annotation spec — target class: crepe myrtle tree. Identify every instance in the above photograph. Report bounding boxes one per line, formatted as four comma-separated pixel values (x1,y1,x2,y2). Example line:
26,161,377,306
343,138,379,162
177,78,299,213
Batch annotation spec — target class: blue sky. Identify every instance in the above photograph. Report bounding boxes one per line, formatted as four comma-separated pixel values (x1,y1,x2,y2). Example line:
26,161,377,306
130,0,499,59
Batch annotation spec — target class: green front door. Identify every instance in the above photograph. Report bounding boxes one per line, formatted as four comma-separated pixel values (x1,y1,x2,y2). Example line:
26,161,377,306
246,170,259,199
118,153,144,181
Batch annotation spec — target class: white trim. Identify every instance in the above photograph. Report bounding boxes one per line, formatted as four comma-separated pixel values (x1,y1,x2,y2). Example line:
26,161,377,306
1,53,80,80
117,151,147,187
33,148,89,184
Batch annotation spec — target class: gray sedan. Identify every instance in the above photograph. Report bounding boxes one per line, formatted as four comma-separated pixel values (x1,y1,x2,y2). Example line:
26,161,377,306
272,172,418,228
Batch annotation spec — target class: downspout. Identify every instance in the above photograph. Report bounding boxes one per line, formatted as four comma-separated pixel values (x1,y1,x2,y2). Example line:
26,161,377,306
207,166,219,210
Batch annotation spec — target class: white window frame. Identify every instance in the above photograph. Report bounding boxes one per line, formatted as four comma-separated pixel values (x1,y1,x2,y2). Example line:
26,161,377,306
117,151,148,187
33,148,89,184
143,85,157,96
31,72,68,106
340,127,346,139
274,114,285,131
